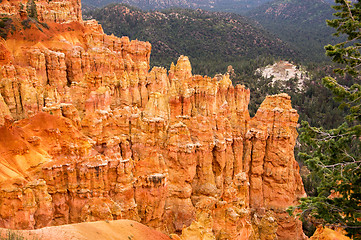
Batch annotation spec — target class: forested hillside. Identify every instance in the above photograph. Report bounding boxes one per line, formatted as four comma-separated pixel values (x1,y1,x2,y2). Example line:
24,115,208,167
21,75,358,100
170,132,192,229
83,4,299,75
247,0,337,62
82,0,272,13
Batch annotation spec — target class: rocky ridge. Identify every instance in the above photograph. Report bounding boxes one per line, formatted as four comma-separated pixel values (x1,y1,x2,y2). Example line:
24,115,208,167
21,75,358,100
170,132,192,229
0,0,306,239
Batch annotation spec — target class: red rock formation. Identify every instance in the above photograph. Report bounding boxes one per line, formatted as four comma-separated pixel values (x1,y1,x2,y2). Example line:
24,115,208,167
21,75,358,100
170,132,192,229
0,0,82,23
0,0,306,239
0,220,173,240
310,227,351,240
246,94,306,239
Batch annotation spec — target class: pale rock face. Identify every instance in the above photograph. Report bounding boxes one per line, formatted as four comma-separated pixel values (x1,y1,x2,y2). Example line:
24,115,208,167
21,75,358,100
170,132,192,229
256,61,309,91
0,0,306,239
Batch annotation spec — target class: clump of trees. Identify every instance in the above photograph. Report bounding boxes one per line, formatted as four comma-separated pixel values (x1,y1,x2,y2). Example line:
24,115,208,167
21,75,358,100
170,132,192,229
292,0,361,239
0,17,13,39
26,0,38,20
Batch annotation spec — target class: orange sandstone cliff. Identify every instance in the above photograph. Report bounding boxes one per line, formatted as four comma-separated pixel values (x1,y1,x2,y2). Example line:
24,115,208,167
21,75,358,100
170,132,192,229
0,0,306,239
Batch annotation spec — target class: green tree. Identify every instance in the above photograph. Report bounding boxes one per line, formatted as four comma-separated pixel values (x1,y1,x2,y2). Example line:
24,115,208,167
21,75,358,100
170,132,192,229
294,0,361,238
26,0,37,20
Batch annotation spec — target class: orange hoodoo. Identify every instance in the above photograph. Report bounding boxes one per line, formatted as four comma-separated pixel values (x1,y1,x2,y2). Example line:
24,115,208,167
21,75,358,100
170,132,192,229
0,0,307,239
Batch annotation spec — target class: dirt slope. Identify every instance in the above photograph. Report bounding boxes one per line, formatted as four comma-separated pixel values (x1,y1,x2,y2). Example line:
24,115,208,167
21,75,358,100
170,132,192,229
0,220,172,240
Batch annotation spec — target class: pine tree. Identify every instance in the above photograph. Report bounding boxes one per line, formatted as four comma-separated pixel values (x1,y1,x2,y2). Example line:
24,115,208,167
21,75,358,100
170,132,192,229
26,0,37,20
294,0,361,238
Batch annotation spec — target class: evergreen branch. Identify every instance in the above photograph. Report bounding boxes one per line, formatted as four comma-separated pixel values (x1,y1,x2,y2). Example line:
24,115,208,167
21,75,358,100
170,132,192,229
324,77,351,91
317,160,361,168
325,223,361,229
337,36,361,48
299,1,361,238
343,55,361,64
312,131,350,141
343,0,358,28
343,149,357,162
346,93,361,104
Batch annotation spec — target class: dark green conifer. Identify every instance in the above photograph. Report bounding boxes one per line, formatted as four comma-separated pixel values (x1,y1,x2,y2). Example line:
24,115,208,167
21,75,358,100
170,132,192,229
294,1,361,239
26,0,38,20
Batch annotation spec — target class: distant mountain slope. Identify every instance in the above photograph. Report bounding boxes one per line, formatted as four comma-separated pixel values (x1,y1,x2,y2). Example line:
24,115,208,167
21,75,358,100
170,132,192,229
82,0,273,13
246,0,337,62
84,4,299,75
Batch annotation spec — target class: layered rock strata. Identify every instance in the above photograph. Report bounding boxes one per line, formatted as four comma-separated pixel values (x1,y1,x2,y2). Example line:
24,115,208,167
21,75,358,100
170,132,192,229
0,0,306,239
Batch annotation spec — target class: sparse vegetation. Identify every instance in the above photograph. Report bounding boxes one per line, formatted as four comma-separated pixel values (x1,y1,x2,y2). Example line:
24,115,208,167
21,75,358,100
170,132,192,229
0,230,38,240
26,0,38,20
0,17,13,39
39,22,49,30
21,19,32,30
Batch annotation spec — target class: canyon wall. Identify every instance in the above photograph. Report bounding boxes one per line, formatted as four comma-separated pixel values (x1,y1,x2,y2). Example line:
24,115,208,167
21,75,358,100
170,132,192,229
0,0,306,239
